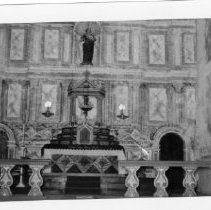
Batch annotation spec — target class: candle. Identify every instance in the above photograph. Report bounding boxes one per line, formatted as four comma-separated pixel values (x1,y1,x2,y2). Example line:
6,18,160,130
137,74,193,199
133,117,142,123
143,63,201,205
119,104,126,111
45,101,52,108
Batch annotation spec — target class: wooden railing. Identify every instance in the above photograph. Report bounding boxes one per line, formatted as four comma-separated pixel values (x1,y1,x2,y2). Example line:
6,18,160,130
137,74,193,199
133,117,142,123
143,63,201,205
0,159,50,198
119,160,211,198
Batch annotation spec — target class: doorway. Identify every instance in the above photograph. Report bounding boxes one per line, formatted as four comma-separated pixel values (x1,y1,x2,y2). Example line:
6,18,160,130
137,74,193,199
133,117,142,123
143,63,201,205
0,130,8,159
159,133,185,196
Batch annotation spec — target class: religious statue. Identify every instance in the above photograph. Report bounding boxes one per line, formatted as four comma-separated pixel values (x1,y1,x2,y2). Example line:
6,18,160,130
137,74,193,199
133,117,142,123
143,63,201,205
80,28,96,65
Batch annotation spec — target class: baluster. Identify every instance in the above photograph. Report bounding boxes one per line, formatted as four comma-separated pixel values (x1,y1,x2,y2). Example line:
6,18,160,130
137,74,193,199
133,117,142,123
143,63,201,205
28,165,44,197
0,165,14,197
153,166,169,197
124,166,140,198
182,166,197,197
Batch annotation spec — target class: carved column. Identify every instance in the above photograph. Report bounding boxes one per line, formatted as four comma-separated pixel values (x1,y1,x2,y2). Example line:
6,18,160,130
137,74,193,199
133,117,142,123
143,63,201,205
0,165,14,197
139,83,147,131
29,80,39,122
96,96,102,124
69,95,77,123
0,79,3,121
153,149,160,161
28,165,44,197
124,166,140,198
0,80,6,121
182,166,197,197
167,84,174,123
172,83,186,124
22,80,30,123
131,82,140,125
153,166,169,197
104,81,112,125
62,82,70,122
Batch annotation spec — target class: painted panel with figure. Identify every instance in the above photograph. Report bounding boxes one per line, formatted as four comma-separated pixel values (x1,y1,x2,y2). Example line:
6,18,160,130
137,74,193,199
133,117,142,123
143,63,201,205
76,96,97,122
7,83,22,119
185,87,196,120
41,84,57,118
149,88,167,121
148,34,165,65
44,29,60,60
183,33,195,64
114,85,129,117
10,28,25,60
116,31,131,62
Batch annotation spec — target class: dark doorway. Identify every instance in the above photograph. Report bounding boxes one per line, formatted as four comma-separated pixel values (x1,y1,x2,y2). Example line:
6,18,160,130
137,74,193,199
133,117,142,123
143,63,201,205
0,130,8,159
65,176,101,195
159,133,185,196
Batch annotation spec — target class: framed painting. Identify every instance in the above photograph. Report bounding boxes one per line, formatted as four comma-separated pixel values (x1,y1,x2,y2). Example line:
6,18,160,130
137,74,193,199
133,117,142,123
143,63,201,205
44,29,60,60
148,34,166,65
149,87,167,121
115,31,131,63
9,28,26,61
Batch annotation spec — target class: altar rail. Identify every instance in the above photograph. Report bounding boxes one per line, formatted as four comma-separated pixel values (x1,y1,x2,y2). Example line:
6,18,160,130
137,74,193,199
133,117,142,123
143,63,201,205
0,159,50,198
119,160,211,197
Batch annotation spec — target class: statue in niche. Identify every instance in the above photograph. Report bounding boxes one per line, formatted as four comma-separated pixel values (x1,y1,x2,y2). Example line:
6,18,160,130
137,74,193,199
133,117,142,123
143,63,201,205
80,28,96,65
74,22,100,65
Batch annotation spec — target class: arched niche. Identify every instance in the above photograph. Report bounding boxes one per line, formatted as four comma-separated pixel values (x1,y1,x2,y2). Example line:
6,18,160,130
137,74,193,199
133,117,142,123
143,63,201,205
74,22,101,65
68,73,105,125
152,124,189,161
159,133,184,161
77,123,93,145
0,123,17,159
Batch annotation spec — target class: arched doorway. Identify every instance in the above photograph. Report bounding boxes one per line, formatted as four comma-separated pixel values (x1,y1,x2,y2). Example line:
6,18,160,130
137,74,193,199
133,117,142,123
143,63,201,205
159,133,185,196
0,129,9,159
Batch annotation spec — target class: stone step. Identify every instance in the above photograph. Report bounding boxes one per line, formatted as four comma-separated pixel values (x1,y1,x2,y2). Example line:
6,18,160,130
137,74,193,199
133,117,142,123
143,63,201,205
101,176,126,183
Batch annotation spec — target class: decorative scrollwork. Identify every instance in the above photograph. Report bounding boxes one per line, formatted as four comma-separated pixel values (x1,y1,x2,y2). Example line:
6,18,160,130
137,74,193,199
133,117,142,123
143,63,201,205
0,165,14,197
182,166,197,197
153,166,169,197
28,165,44,197
124,166,140,198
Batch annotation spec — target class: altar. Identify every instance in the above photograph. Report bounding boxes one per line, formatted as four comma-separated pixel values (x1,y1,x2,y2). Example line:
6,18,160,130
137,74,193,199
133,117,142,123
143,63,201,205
41,72,127,195
43,145,126,174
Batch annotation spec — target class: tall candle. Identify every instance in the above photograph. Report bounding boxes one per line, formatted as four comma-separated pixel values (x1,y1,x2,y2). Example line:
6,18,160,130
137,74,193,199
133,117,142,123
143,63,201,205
22,123,25,142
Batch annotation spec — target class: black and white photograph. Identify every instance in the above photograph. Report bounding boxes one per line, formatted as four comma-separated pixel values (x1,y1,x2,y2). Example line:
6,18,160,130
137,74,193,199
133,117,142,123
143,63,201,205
0,0,211,210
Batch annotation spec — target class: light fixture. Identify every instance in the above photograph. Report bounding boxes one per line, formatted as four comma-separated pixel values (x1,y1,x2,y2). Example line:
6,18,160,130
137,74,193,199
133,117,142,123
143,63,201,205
42,101,54,118
79,95,93,119
117,104,129,120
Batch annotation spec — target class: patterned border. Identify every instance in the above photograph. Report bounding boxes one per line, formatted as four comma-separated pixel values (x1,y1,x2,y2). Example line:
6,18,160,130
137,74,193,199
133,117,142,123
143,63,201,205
182,32,196,65
146,83,170,124
61,27,73,66
114,30,132,64
3,80,25,122
8,26,29,66
147,32,167,66
42,27,62,65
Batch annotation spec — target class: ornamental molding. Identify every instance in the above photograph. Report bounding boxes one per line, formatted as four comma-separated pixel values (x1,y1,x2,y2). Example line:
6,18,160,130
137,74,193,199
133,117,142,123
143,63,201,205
172,83,186,93
118,129,152,148
152,124,188,150
0,123,16,145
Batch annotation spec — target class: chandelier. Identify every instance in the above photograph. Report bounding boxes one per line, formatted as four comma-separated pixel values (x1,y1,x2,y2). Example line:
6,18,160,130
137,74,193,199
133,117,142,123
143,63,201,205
117,104,129,120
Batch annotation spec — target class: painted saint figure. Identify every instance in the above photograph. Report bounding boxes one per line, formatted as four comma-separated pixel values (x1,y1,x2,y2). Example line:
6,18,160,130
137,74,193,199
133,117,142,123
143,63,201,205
80,28,96,65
